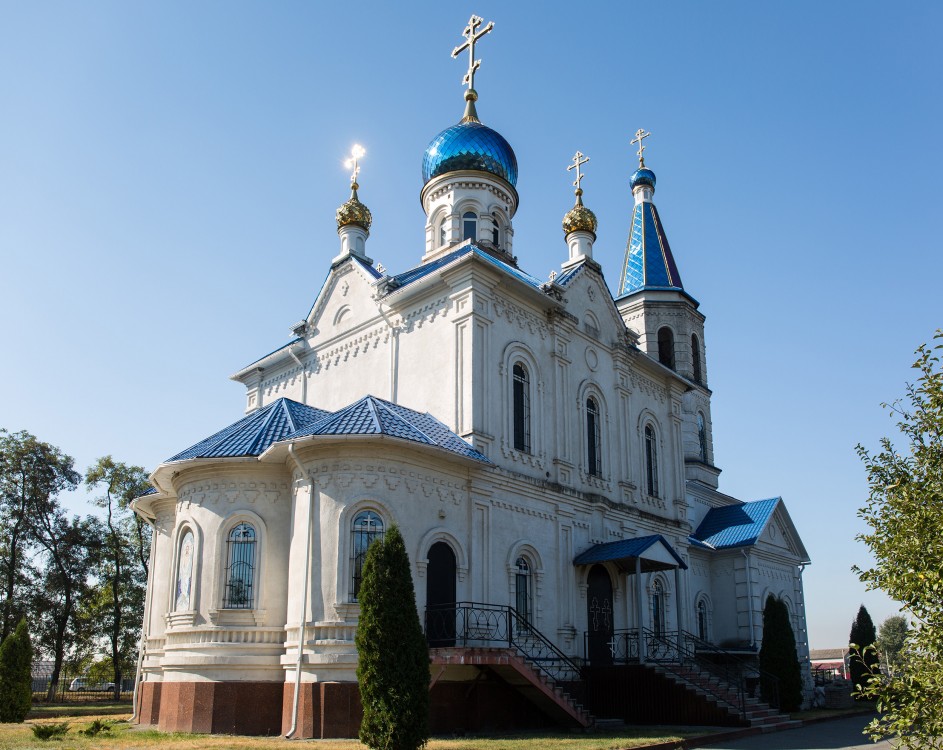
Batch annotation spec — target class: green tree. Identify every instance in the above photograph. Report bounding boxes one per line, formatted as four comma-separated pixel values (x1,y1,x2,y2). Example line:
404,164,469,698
855,331,943,748
0,618,33,722
849,605,879,698
355,525,429,750
758,594,803,712
85,457,151,700
0,431,80,640
876,615,909,675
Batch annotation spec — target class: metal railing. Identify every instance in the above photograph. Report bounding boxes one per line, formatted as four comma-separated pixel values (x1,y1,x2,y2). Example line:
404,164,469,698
425,602,584,696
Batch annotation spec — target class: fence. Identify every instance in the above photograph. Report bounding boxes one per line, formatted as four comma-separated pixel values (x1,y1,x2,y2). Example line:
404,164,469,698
30,669,134,703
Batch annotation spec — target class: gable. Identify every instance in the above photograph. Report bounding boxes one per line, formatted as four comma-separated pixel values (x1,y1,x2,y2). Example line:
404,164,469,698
304,258,383,345
559,266,631,344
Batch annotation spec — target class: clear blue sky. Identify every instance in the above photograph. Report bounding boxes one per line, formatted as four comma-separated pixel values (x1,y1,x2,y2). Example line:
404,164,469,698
1,1,940,649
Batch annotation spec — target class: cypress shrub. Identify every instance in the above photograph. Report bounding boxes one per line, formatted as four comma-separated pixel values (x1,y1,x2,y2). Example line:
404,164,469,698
356,524,429,750
849,604,879,698
0,618,33,722
758,595,803,712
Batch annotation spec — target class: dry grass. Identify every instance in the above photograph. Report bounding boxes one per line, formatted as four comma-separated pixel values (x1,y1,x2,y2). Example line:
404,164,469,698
0,711,711,750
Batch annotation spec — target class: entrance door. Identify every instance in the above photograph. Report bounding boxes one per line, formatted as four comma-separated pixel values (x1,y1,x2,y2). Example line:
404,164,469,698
426,542,457,646
587,565,614,666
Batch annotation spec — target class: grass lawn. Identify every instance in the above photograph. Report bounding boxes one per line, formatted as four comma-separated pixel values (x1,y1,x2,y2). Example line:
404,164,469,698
0,710,714,750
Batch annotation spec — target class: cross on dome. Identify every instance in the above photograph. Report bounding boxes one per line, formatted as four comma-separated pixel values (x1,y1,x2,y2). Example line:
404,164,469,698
344,144,366,187
631,128,651,167
451,15,494,93
567,151,590,193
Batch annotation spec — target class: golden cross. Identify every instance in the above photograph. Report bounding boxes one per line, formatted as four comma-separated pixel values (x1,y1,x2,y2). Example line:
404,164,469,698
451,14,495,92
567,151,590,192
344,144,365,186
631,128,651,166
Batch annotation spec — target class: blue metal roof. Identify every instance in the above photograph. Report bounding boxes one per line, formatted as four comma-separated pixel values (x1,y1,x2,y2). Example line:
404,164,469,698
422,120,518,186
286,395,490,463
691,498,781,549
386,243,543,294
618,200,683,297
167,398,332,462
354,255,383,279
554,265,583,287
573,534,688,571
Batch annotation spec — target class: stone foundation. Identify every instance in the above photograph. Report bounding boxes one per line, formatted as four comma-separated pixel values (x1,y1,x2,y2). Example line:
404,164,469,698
139,681,283,735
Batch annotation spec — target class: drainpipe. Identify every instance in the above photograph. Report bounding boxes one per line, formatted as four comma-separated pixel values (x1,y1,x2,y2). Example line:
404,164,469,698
374,300,400,403
129,515,158,723
741,550,756,648
636,556,645,664
285,444,315,739
288,347,308,405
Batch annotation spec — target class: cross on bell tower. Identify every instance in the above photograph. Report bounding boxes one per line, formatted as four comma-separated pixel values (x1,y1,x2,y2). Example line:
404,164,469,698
451,14,494,122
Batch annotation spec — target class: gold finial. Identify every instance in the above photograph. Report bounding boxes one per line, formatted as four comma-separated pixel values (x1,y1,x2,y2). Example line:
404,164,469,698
344,144,365,187
631,128,651,167
567,151,590,196
451,14,494,106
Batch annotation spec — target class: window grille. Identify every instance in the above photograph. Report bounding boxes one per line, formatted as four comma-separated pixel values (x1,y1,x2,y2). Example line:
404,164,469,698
587,397,601,477
512,363,531,453
223,523,256,609
350,511,384,601
645,425,659,497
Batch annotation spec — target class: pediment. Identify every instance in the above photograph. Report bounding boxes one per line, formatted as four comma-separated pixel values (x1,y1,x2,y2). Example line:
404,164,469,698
303,259,382,343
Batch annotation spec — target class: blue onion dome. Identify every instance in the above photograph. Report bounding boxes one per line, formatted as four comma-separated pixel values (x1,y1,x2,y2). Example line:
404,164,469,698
562,189,597,236
336,183,372,231
630,167,656,190
422,119,518,186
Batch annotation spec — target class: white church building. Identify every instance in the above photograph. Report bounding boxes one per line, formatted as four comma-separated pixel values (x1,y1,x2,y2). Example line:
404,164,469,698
132,16,811,738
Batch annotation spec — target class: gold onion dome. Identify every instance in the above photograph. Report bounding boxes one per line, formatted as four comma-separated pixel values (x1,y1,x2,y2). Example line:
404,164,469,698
336,183,372,231
562,189,597,236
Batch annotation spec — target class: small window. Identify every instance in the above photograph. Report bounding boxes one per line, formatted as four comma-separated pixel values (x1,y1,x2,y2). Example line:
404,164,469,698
652,579,665,636
439,219,448,247
350,510,385,602
223,523,256,609
645,424,659,497
697,412,708,463
512,363,531,454
587,397,601,477
515,557,532,626
463,211,477,242
691,333,702,384
657,327,675,369
175,530,195,611
491,212,500,246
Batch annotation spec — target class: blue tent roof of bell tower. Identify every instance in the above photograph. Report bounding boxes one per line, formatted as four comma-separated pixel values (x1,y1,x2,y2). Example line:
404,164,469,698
618,200,684,297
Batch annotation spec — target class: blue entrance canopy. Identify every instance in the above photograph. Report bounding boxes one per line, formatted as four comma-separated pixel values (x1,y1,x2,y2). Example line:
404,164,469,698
573,534,687,573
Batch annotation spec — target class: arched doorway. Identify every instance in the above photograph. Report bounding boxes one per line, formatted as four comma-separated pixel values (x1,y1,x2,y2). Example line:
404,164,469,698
587,565,614,666
426,541,457,646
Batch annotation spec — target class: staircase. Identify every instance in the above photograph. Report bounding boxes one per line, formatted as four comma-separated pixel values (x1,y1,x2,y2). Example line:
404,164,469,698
426,602,593,728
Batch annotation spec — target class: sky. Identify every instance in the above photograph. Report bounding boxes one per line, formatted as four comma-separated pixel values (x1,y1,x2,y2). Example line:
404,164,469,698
1,1,940,650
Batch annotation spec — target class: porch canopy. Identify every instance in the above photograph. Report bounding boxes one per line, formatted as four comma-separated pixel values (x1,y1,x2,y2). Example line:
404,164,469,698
573,534,687,573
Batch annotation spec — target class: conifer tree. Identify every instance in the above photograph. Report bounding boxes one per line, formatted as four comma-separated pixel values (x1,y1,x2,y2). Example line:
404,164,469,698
758,595,803,712
848,604,879,697
0,618,32,722
355,524,429,750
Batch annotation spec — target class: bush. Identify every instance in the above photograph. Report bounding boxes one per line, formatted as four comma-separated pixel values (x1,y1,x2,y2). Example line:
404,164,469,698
355,524,429,750
79,718,113,736
0,618,32,722
31,722,70,740
849,605,879,699
758,595,803,712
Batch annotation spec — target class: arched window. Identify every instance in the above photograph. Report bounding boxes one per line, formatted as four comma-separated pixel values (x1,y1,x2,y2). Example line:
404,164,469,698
491,212,501,246
175,529,195,611
512,362,531,453
697,412,708,462
657,327,675,369
462,211,477,242
223,523,256,609
652,579,665,636
439,219,448,247
586,397,601,477
350,510,385,601
645,424,659,497
697,599,709,641
515,556,532,626
691,333,702,384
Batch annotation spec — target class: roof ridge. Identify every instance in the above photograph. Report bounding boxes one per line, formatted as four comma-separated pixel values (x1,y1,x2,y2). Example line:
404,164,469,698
370,398,437,445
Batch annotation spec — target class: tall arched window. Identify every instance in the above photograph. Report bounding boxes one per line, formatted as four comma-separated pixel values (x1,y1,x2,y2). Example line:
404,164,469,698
691,333,702,384
697,412,708,462
657,327,675,369
651,579,665,636
515,557,532,626
586,397,601,477
512,362,531,453
350,510,385,601
462,211,477,242
491,212,501,246
697,599,710,641
175,529,195,611
439,219,448,247
645,424,659,497
223,523,256,609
